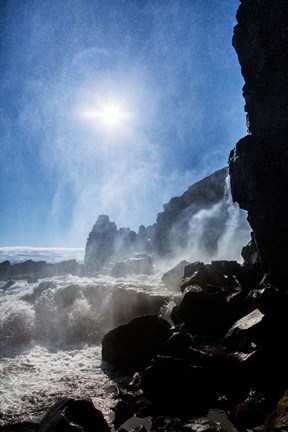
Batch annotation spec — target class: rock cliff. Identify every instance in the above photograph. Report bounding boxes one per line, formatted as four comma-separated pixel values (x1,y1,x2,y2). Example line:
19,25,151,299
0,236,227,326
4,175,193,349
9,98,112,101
229,0,288,288
84,167,250,271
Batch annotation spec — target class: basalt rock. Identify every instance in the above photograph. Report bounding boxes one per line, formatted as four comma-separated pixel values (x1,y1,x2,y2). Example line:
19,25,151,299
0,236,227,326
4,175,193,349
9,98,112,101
101,314,171,372
229,0,288,288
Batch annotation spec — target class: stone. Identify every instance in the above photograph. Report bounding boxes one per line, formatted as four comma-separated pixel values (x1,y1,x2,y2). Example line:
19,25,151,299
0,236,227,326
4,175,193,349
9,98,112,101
102,315,171,372
229,0,288,289
224,309,264,352
140,355,216,417
37,398,110,432
161,260,190,292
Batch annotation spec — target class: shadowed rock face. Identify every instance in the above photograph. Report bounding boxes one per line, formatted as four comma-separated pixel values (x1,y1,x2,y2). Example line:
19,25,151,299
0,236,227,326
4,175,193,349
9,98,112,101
229,0,288,288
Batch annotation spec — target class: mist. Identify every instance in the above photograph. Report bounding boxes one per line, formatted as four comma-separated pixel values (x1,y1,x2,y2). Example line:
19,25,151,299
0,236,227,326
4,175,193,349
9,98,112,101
0,0,246,247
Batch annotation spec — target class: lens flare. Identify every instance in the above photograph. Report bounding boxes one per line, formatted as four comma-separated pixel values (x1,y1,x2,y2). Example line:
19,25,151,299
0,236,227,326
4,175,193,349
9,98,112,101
80,103,132,129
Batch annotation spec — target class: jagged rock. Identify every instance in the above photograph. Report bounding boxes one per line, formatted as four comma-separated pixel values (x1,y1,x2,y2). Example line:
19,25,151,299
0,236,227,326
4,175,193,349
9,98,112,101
102,315,171,372
161,260,191,292
140,355,216,417
174,283,243,340
154,168,229,256
37,397,110,432
235,389,269,430
111,254,154,278
84,169,250,272
229,0,288,288
0,260,11,279
181,261,241,293
2,279,15,291
224,309,264,353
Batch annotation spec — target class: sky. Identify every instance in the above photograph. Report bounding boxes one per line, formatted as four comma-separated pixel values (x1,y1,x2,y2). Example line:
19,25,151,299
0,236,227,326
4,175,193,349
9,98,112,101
0,0,246,247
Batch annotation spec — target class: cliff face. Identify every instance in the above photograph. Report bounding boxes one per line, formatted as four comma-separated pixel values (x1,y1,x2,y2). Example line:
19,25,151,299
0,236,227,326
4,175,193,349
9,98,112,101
229,0,288,287
85,168,250,270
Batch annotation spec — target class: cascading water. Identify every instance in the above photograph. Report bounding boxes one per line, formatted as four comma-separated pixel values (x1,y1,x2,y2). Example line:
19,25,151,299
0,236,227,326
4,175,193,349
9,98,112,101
0,251,178,426
216,174,250,260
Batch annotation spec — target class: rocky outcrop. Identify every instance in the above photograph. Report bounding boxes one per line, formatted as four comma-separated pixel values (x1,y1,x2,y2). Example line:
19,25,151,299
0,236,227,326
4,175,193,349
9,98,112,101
229,0,288,288
84,168,250,271
102,314,171,371
0,259,84,281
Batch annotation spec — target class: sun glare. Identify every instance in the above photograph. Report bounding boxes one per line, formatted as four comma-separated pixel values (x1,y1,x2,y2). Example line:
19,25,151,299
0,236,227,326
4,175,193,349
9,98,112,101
80,103,132,129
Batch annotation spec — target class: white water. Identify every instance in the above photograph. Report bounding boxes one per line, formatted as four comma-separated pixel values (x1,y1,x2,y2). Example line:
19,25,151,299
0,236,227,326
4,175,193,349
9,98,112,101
0,249,178,426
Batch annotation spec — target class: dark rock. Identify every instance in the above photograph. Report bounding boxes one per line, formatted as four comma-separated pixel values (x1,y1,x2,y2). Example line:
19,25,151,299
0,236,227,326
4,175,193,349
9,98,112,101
175,283,243,340
161,260,191,292
0,422,38,431
37,398,110,432
2,279,15,291
113,401,134,430
0,260,11,279
102,315,171,372
235,389,269,430
140,355,216,417
229,0,288,288
111,254,154,278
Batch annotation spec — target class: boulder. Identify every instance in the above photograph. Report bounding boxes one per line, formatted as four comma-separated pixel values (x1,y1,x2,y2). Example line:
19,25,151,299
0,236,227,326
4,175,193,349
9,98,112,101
140,355,216,416
161,260,190,292
37,398,110,432
224,309,264,352
102,315,171,372
174,284,243,340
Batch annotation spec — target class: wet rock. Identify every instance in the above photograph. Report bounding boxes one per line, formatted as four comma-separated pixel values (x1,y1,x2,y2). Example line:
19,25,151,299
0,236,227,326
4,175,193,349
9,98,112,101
37,398,110,432
2,279,15,291
102,315,171,372
0,260,11,279
174,283,243,340
111,254,154,278
140,355,216,417
161,260,190,292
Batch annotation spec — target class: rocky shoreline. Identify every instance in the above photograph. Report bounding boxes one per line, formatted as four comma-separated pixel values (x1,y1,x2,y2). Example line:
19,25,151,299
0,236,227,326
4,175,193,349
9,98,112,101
2,0,288,430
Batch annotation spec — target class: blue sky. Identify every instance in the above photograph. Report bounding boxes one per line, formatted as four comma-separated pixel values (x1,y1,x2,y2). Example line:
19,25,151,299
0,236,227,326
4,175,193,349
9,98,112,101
0,0,246,247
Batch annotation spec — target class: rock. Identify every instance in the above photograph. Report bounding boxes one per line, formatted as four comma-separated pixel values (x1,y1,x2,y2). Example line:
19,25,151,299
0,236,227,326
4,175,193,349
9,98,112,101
274,416,288,432
229,0,288,288
140,355,216,417
181,261,241,293
174,283,243,340
0,422,38,431
111,254,154,278
37,398,110,432
102,315,171,372
182,417,224,432
224,309,264,352
235,389,269,430
0,260,11,279
2,279,15,291
161,260,190,292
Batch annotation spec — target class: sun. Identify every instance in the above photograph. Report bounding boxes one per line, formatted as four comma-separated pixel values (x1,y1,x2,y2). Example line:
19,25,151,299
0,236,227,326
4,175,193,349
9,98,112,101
80,102,132,129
